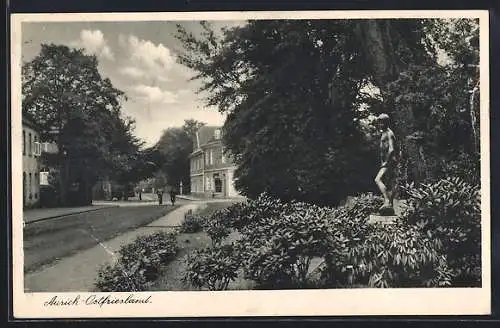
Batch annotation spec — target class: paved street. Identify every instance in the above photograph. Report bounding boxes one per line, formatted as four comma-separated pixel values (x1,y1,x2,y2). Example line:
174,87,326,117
23,205,115,223
23,204,179,273
24,203,203,292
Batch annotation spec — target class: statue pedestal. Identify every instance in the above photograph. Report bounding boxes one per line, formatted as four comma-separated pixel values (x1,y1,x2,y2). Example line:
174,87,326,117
367,214,397,225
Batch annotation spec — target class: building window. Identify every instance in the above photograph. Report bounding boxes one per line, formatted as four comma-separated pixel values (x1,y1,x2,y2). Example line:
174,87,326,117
205,152,209,165
205,176,211,191
209,150,213,165
29,133,32,156
23,172,26,204
23,130,26,155
214,174,222,193
29,173,32,199
214,129,221,140
34,172,38,197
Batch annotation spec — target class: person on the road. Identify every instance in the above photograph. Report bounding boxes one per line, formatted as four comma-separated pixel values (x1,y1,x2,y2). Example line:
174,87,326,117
157,189,163,205
169,188,176,206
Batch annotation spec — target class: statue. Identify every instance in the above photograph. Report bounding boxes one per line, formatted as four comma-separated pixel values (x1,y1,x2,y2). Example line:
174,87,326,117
374,113,397,215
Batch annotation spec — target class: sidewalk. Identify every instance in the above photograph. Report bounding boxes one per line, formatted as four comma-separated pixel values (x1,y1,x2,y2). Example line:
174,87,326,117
177,194,246,203
24,203,203,292
23,205,116,223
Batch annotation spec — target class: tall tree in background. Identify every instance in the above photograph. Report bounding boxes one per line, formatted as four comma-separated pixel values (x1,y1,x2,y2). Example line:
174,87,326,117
156,119,205,193
175,19,481,204
355,19,480,184
354,19,434,183
22,44,139,205
177,20,382,204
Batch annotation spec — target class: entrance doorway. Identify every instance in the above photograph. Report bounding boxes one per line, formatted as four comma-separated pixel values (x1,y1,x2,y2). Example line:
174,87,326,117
214,174,222,193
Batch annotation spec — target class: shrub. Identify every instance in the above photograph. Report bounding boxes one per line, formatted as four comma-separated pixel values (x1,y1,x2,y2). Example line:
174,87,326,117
319,189,473,288
320,219,453,288
95,262,149,292
204,209,232,245
180,184,481,290
402,177,481,285
203,202,248,245
182,244,241,291
95,231,178,292
180,214,205,233
441,152,480,186
236,197,338,289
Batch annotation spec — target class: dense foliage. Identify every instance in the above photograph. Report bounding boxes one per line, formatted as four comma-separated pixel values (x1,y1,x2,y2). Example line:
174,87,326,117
179,211,205,233
22,44,149,205
182,244,241,291
155,119,205,193
175,19,480,205
95,231,178,292
182,177,481,290
402,177,481,285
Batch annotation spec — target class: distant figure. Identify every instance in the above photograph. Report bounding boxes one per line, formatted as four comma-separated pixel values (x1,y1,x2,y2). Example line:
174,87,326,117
157,189,163,205
374,113,398,214
169,188,176,206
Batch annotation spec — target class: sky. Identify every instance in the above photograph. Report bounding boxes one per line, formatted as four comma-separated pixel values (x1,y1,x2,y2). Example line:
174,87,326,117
21,20,244,147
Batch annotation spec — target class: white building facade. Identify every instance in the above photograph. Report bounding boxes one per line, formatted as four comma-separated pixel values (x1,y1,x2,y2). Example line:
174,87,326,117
22,116,41,208
189,126,240,198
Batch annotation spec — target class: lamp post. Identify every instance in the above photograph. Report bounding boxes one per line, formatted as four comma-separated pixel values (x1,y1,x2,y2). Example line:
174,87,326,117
179,181,183,195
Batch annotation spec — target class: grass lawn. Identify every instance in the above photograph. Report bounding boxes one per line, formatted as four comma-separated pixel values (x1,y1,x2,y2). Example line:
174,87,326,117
197,200,242,217
149,200,255,291
24,205,179,273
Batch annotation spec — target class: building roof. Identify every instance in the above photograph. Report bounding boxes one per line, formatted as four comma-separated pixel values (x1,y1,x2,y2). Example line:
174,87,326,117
194,126,222,149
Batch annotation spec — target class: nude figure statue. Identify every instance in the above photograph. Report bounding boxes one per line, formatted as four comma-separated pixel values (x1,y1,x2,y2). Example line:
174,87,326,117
374,113,397,214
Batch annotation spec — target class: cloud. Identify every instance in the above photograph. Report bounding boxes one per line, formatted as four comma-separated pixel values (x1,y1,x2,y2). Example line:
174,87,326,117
72,29,114,60
118,34,196,83
131,84,178,104
120,66,146,79
119,34,175,70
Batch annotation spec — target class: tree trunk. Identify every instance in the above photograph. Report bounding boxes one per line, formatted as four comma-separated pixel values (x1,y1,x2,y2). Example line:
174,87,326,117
355,20,429,184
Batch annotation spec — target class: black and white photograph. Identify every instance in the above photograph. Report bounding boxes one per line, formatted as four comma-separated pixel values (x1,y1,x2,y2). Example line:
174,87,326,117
11,11,490,317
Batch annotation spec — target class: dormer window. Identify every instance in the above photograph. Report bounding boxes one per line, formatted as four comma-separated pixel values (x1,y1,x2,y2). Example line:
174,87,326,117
214,129,221,140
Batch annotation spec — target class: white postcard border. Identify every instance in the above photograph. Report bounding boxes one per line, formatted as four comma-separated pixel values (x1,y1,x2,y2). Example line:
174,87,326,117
11,10,491,318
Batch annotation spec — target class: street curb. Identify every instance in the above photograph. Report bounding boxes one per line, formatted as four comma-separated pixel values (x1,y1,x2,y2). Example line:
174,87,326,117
24,205,119,225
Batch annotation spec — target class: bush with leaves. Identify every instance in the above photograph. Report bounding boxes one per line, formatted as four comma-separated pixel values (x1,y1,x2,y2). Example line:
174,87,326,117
180,213,205,233
402,177,481,285
204,210,232,246
181,187,480,290
234,195,339,289
182,244,241,291
203,202,249,245
320,219,454,288
95,231,178,292
320,190,471,288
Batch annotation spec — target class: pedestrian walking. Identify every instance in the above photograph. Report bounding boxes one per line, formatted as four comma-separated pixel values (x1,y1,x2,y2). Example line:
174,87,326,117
157,188,163,205
169,188,176,206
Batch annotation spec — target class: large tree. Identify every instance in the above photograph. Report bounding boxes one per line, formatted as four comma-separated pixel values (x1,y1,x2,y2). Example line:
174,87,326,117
22,44,140,205
155,119,205,193
354,19,479,184
175,19,480,204
177,20,383,204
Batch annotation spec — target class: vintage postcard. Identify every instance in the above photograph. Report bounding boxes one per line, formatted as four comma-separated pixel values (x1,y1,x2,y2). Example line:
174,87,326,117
11,10,491,318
